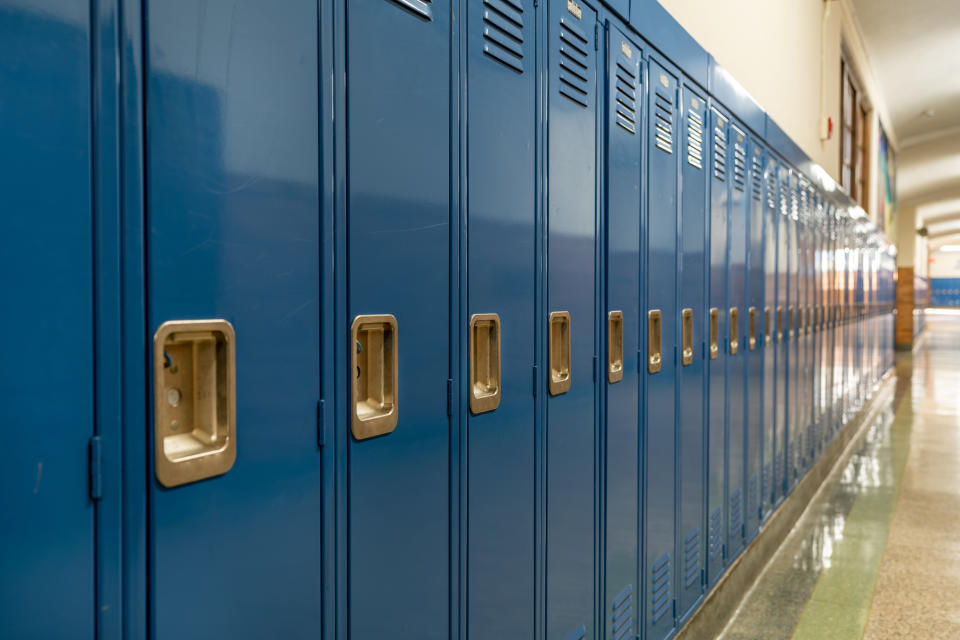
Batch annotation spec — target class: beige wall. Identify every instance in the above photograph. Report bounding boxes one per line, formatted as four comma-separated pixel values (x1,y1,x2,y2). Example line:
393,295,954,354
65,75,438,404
657,0,894,218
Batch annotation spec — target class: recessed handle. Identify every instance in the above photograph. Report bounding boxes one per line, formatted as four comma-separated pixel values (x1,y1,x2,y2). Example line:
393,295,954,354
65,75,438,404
351,314,399,440
748,306,756,350
788,305,795,340
709,307,719,360
806,306,812,335
647,309,662,374
549,311,571,396
608,310,624,383
469,313,501,414
776,306,784,343
729,308,739,355
153,319,236,488
764,306,771,345
681,308,694,366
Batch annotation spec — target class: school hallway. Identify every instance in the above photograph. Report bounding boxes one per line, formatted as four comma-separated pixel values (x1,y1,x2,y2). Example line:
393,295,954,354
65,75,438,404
721,312,960,639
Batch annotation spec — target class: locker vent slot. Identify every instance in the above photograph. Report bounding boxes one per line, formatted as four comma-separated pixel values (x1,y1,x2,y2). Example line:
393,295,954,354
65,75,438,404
790,183,799,219
654,92,674,153
614,60,638,134
779,175,790,216
799,184,809,220
709,507,722,559
712,115,727,181
386,0,433,21
733,137,746,191
749,474,759,519
558,17,590,107
650,553,672,623
765,164,777,209
687,108,704,169
611,584,634,640
729,488,742,538
482,0,525,73
683,527,701,588
751,154,763,201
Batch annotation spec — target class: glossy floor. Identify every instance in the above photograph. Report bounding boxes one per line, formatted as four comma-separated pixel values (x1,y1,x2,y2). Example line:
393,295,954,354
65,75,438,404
720,312,960,640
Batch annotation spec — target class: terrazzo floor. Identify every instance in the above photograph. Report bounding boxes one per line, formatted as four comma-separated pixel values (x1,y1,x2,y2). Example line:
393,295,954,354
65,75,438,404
719,312,960,640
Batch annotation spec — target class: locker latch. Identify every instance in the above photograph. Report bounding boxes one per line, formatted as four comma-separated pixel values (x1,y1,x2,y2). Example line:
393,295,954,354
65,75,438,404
608,311,624,383
351,314,399,440
748,307,757,350
729,308,739,355
709,308,719,360
681,308,694,366
469,314,502,414
776,306,784,343
647,310,662,374
153,319,236,488
549,311,572,395
764,306,772,345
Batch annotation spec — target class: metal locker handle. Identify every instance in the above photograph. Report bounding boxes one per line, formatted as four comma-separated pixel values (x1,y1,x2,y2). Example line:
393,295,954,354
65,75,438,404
608,311,624,383
153,319,236,488
776,306,783,343
681,308,694,366
549,311,571,396
788,305,795,340
469,313,501,414
709,308,719,360
729,308,739,355
807,306,813,334
647,310,662,374
351,314,399,440
797,305,804,335
748,307,757,350
764,306,771,345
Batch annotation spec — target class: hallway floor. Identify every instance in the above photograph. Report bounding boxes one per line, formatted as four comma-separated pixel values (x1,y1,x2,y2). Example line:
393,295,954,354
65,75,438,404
720,313,960,640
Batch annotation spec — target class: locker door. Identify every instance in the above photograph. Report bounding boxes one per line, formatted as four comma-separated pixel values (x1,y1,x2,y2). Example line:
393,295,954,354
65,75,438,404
796,195,808,471
761,156,778,514
644,56,679,640
787,173,800,487
774,164,789,501
605,26,642,640
547,0,598,636
346,0,451,637
1,4,95,637
726,124,748,557
745,140,764,539
465,0,537,635
145,2,323,637
813,202,823,459
677,81,707,620
706,105,729,587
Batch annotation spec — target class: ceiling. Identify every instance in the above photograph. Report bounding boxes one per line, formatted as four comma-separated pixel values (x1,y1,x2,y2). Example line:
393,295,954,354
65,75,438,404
851,0,960,144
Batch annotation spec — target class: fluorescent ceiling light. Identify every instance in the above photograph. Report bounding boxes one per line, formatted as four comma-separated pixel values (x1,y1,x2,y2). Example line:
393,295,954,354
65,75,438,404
937,245,960,252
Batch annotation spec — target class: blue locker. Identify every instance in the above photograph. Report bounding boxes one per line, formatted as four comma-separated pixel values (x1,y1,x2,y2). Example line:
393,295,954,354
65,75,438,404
774,163,789,501
787,171,800,487
795,188,809,471
761,154,778,514
726,123,749,557
812,197,823,459
605,24,642,640
465,0,537,634
145,2,324,637
706,104,729,586
547,0,599,636
644,55,680,640
1,4,95,637
677,80,708,620
745,140,765,538
346,0,452,636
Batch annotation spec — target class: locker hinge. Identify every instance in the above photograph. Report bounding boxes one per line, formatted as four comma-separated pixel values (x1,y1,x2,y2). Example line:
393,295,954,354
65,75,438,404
594,23,599,50
89,436,103,501
317,399,326,447
446,379,453,417
532,364,538,397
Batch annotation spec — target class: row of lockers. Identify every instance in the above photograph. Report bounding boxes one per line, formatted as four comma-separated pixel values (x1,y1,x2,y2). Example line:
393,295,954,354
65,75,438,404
3,0,894,639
